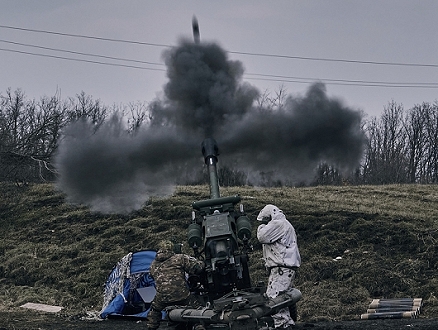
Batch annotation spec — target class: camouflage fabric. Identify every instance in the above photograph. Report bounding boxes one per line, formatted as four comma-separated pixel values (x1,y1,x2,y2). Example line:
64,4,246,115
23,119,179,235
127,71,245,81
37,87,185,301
157,240,174,252
150,250,204,301
266,267,296,328
147,249,204,330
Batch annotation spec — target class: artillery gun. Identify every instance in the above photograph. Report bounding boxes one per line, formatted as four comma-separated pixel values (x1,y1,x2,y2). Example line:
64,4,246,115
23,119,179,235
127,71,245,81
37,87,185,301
164,138,302,330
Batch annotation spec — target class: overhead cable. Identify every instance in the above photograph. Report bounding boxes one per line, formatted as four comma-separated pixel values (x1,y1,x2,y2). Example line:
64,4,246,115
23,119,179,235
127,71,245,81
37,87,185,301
0,48,165,71
0,39,163,66
0,24,170,48
1,24,438,68
1,46,436,88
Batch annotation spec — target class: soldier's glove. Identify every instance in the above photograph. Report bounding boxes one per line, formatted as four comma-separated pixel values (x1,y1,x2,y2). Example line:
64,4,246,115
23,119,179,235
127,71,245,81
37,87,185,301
194,262,205,275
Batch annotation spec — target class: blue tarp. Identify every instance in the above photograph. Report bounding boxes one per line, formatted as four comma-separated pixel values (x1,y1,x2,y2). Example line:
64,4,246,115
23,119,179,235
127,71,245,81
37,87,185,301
100,250,157,319
130,250,156,274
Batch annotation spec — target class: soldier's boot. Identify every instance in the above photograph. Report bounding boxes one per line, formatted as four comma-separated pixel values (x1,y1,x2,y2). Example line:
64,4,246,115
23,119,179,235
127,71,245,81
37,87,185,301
289,304,298,323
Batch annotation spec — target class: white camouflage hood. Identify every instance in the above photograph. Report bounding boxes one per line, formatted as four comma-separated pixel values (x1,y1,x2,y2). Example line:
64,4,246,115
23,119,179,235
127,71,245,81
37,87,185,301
257,204,285,221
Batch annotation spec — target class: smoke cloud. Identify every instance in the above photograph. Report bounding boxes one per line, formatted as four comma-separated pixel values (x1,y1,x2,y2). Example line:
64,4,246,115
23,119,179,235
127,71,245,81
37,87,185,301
219,82,366,184
149,39,258,137
55,38,366,213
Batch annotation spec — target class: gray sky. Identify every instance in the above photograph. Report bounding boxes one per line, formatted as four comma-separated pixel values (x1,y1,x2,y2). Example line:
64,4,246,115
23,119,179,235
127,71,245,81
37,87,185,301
1,0,437,118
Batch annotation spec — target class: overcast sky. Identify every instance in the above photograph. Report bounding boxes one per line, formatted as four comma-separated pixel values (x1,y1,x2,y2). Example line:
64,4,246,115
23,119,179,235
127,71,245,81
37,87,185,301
1,0,437,118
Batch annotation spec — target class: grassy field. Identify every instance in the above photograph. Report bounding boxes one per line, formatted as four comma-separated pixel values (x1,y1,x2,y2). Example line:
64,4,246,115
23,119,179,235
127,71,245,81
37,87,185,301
0,182,437,322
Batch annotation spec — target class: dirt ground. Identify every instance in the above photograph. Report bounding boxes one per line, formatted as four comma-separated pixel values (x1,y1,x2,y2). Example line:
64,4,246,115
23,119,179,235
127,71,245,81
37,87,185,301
1,311,438,330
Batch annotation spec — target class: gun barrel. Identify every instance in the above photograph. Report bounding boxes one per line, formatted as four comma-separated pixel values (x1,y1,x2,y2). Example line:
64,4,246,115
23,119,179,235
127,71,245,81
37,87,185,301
192,16,200,44
201,138,220,199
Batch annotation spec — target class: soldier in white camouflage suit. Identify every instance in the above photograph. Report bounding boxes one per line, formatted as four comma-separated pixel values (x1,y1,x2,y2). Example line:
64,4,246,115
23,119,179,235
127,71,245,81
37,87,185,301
257,204,301,329
147,240,205,330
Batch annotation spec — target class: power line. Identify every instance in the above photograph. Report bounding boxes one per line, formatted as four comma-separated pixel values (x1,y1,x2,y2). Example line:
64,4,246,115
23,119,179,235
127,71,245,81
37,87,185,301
1,45,437,89
0,24,171,48
1,24,438,69
1,24,437,89
0,48,165,71
229,51,438,69
245,73,438,88
0,39,164,66
2,38,436,87
245,76,438,89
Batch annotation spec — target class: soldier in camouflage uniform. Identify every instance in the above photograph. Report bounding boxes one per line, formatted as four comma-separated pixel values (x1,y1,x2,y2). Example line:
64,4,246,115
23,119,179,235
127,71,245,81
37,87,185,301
147,240,205,330
257,204,301,329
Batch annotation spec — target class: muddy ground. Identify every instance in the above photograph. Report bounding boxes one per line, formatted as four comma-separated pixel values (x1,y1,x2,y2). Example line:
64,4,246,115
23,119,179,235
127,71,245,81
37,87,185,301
0,310,437,330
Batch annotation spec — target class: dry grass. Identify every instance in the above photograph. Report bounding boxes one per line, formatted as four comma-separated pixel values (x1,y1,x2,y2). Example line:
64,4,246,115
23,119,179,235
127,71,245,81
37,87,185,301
0,182,437,322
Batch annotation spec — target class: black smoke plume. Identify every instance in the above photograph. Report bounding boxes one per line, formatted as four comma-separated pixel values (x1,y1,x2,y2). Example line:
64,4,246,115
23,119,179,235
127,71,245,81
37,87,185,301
55,38,366,213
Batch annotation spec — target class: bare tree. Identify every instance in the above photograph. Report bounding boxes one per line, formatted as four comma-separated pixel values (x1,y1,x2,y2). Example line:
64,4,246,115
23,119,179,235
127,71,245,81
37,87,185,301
313,163,343,185
362,101,408,184
423,102,438,183
0,89,61,182
126,101,149,133
255,85,288,112
404,104,427,183
67,91,108,129
0,88,25,153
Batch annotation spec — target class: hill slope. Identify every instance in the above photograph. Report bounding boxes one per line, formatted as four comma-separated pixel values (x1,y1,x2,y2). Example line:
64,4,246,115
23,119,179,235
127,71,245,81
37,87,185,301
0,183,437,323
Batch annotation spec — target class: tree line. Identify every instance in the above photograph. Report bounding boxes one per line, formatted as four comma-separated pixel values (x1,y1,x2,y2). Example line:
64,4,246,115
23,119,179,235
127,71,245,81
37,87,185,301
0,88,147,183
312,100,438,186
1,88,437,186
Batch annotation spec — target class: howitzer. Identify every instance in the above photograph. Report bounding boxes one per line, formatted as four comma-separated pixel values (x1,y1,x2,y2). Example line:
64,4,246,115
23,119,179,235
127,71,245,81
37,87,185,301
188,138,252,297
166,138,302,330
